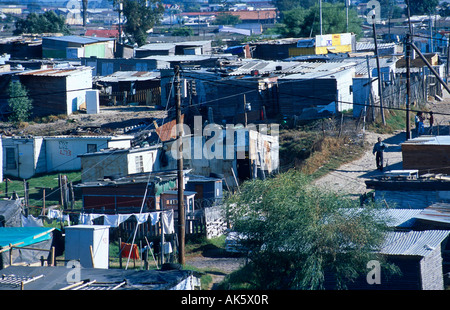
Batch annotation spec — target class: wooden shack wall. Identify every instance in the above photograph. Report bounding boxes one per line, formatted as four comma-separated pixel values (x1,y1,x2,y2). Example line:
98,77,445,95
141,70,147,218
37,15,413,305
277,78,337,116
19,75,68,116
402,144,450,175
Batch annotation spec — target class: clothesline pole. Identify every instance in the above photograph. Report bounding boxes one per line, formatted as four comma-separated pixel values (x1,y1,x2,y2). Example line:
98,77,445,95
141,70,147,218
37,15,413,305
125,173,153,270
161,212,164,266
119,237,122,269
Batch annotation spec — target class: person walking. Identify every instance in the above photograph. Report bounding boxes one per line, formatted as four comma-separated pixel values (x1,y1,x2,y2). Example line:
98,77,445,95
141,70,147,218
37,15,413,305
373,137,386,171
415,112,425,136
428,111,434,134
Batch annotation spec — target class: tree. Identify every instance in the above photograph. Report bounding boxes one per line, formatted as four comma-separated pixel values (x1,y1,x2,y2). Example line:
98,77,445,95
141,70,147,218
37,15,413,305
439,2,450,17
7,81,33,123
277,7,307,37
279,3,362,38
171,26,193,36
212,13,241,26
225,171,398,289
380,0,404,19
13,11,70,35
122,0,164,46
407,0,438,15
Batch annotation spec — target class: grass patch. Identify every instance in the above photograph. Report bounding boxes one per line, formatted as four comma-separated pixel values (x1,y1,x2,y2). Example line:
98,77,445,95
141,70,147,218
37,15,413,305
367,109,414,134
279,126,365,180
214,264,256,290
3,171,82,215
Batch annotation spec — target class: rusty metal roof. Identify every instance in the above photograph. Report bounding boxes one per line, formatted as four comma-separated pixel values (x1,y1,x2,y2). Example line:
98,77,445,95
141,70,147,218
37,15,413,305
18,66,91,77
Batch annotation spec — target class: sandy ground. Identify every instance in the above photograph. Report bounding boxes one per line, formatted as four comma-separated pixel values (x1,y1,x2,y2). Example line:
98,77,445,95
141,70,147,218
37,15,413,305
314,130,405,198
0,106,168,136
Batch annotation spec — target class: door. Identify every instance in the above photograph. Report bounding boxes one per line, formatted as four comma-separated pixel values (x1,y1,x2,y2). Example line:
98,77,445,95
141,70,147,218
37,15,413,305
17,143,35,179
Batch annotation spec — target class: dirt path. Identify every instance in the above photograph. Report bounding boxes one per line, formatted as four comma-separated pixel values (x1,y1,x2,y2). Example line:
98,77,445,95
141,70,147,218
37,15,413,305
314,93,450,199
314,130,405,198
186,256,246,289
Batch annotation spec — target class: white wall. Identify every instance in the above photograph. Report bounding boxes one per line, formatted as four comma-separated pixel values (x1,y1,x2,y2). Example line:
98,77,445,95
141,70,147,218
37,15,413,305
65,68,93,115
335,67,355,112
2,137,45,179
127,148,160,175
45,136,129,173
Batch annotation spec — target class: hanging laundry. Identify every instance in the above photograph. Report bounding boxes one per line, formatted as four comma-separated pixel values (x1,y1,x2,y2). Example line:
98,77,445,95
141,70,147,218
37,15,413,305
22,214,43,227
78,212,162,227
120,242,140,260
162,210,174,234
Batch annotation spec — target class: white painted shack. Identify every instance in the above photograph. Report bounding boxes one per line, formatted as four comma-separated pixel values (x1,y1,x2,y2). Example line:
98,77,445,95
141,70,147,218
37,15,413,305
163,126,279,187
79,144,162,182
2,135,133,179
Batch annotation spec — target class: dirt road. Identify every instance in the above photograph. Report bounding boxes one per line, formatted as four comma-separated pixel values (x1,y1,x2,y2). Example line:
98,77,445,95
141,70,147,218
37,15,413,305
314,98,450,198
314,130,405,198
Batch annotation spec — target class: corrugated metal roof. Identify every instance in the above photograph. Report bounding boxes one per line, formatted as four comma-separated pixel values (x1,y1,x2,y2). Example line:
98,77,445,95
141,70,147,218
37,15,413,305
136,43,176,51
401,135,450,146
380,230,450,257
356,42,397,52
97,71,160,82
228,60,356,78
18,66,92,77
414,203,450,225
384,209,422,228
227,60,299,76
43,135,134,140
278,62,356,79
43,35,114,44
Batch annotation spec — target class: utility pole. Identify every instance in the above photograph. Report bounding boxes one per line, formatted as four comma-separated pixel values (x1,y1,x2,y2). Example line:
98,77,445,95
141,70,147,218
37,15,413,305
118,1,123,45
345,0,349,33
319,0,323,35
406,33,411,140
406,0,412,140
82,0,88,27
174,65,185,266
372,21,385,125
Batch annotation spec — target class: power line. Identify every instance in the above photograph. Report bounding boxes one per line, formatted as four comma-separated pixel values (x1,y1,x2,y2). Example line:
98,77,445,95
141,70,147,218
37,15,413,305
178,68,450,118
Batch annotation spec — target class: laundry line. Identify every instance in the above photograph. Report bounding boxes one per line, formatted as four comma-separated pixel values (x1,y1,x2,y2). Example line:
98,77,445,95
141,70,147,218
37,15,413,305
78,210,175,234
22,209,175,234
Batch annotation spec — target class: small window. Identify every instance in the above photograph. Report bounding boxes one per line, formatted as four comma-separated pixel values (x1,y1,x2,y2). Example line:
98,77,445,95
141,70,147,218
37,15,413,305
6,147,16,169
87,144,97,153
135,155,144,173
166,199,177,206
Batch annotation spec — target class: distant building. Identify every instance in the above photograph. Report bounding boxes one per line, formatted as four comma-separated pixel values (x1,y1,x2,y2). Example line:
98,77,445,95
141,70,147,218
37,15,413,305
135,41,212,58
42,35,115,59
81,57,169,76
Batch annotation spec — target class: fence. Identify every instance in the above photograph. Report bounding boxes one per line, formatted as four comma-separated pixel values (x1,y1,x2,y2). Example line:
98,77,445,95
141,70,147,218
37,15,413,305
365,73,429,122
99,87,161,106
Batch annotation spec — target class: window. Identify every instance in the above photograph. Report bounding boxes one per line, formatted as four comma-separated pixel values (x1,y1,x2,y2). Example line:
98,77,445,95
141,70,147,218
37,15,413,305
87,144,97,153
166,199,177,206
135,155,144,173
6,147,16,169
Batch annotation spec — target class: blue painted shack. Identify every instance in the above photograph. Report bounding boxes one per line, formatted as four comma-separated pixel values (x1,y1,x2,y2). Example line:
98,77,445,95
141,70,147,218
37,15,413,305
185,174,223,208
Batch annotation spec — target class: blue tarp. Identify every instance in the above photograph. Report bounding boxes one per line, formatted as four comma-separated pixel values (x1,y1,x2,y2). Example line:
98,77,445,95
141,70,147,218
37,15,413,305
0,227,54,249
